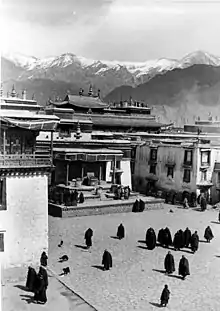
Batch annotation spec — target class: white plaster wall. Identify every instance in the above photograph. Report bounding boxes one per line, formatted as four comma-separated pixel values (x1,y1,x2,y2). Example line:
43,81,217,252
106,161,112,182
0,174,48,268
120,160,132,188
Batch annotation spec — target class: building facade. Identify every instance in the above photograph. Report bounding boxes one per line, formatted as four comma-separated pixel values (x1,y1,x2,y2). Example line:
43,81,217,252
134,137,220,204
0,87,59,268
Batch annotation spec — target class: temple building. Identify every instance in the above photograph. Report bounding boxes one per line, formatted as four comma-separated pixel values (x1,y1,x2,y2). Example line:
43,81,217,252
0,86,59,268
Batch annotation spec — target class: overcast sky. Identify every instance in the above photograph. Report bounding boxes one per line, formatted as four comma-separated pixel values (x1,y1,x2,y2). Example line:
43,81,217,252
2,0,220,61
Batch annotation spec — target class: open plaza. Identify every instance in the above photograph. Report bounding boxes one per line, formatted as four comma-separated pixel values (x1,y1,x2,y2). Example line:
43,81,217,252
4,204,220,311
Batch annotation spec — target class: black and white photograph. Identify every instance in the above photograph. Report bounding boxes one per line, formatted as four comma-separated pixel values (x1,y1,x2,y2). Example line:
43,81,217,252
1,0,220,310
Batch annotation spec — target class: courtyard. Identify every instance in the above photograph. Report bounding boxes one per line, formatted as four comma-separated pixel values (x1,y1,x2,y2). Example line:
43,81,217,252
48,205,220,311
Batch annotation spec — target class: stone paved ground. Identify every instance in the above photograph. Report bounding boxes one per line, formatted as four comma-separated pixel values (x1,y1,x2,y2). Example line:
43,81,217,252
49,205,220,311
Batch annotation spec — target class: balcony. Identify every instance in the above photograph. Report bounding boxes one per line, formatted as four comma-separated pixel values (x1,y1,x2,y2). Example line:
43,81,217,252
0,154,52,168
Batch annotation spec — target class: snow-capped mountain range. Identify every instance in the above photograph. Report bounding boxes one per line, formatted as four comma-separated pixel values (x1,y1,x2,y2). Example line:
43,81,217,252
3,50,220,80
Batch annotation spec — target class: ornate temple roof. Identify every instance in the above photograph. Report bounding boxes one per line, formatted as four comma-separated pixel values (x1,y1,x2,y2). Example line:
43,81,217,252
53,94,109,109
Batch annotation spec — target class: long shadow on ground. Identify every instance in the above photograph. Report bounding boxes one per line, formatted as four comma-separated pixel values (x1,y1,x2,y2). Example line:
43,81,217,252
91,265,104,271
20,294,35,304
149,302,162,308
137,245,148,250
74,244,88,250
167,274,183,280
152,269,166,274
110,236,120,240
14,285,30,292
138,240,146,244
211,221,220,225
199,240,208,243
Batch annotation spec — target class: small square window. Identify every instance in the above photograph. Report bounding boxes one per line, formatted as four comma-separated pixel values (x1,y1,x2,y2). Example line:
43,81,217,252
167,167,174,178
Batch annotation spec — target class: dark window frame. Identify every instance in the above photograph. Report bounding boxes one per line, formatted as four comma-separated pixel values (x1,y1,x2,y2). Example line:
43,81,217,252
150,148,157,161
167,166,174,178
201,151,211,166
150,164,156,175
0,232,4,252
184,150,193,165
183,169,191,183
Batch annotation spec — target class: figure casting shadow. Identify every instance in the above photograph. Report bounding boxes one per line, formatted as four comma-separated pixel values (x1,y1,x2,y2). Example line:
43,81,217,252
14,285,30,292
137,245,148,250
110,236,120,240
167,274,183,280
211,221,220,225
74,244,88,250
91,265,104,271
149,302,162,308
20,294,35,304
138,240,146,244
152,269,166,274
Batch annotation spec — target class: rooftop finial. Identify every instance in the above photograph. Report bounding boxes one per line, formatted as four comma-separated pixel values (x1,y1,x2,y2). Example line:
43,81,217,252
11,84,16,97
97,89,101,98
22,89,27,100
88,84,93,96
74,121,82,140
79,88,84,96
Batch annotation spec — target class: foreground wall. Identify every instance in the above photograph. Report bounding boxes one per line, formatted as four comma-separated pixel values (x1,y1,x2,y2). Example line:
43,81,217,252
0,173,48,268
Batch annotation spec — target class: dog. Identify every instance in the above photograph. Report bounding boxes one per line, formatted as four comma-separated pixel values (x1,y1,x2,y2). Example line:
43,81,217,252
63,267,70,275
59,255,69,262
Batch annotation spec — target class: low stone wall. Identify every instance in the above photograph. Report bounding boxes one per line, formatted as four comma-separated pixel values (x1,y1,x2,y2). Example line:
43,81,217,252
48,199,164,218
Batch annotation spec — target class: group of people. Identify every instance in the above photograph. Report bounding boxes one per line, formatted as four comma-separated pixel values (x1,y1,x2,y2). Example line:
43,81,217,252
82,221,214,308
25,251,49,304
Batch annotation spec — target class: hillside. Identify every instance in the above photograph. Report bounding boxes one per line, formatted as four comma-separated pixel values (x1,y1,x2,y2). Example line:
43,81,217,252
105,65,220,126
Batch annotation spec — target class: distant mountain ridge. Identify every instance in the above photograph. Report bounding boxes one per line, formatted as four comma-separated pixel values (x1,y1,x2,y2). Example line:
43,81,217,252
1,50,220,127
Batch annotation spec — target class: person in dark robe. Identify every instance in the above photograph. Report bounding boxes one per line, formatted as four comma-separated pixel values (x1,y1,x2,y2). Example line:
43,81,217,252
79,192,85,204
145,227,156,250
157,228,165,247
178,255,190,280
160,285,170,307
139,199,145,212
204,226,214,242
102,249,112,271
84,228,93,249
164,251,175,274
200,195,207,211
132,199,140,213
34,272,47,304
190,231,199,253
163,227,172,248
173,231,181,251
179,229,185,248
184,227,191,248
40,251,48,267
218,210,220,223
117,223,125,240
74,190,79,203
124,186,130,200
26,266,37,292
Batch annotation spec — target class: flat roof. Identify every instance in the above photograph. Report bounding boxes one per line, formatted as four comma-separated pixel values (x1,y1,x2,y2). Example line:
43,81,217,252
53,148,123,154
0,109,59,120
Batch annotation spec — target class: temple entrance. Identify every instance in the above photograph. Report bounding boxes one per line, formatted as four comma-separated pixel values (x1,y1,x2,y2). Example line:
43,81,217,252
68,161,106,182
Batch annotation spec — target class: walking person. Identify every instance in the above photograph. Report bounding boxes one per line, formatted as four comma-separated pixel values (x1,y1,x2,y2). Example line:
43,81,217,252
84,228,93,249
160,285,170,307
26,266,37,292
164,251,175,274
146,227,156,250
184,227,191,248
204,226,214,243
178,255,190,280
102,249,112,271
40,251,48,267
191,231,199,253
33,266,48,304
117,223,125,240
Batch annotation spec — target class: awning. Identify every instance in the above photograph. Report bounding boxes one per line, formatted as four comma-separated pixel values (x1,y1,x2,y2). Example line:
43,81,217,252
196,181,213,188
54,148,123,162
0,117,59,131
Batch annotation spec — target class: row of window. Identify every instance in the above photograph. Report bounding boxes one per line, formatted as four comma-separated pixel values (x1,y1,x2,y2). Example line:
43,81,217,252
149,148,211,167
149,164,209,183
